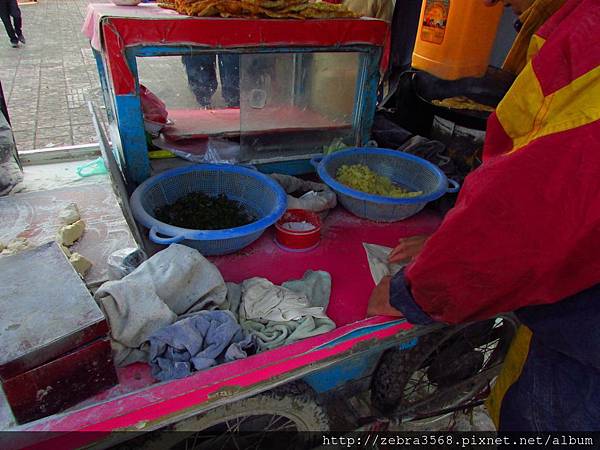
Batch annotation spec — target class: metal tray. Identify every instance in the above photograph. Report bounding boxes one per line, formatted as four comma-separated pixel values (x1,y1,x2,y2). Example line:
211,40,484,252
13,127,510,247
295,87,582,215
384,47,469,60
0,241,107,380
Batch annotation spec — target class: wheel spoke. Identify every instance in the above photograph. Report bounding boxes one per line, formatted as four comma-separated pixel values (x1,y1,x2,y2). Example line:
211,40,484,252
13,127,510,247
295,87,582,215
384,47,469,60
229,433,241,450
189,431,200,450
374,319,517,417
406,369,427,386
404,380,432,401
264,414,280,431
265,415,294,431
271,418,297,431
234,415,243,432
237,415,251,430
225,418,235,434
405,370,428,390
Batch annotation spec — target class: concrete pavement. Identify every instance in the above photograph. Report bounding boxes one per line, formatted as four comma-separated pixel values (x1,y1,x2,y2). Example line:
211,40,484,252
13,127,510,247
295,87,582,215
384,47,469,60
0,0,103,150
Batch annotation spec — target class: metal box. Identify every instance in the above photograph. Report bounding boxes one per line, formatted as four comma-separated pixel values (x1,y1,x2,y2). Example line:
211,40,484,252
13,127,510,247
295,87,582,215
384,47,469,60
0,242,117,424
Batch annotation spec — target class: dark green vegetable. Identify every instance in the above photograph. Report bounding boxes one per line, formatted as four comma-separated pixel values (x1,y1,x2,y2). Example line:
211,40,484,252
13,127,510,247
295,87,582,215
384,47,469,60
155,192,254,230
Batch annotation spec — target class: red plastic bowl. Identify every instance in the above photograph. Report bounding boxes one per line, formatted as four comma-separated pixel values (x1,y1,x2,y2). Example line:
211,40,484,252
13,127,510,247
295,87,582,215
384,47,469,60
275,209,322,251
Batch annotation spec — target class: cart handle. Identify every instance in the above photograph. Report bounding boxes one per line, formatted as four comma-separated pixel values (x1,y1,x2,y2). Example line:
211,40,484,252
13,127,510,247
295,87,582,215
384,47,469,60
310,157,323,169
149,226,185,245
447,179,460,194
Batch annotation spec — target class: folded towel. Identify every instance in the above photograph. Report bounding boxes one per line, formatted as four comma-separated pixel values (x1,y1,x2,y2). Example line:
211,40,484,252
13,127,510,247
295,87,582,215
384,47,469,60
149,310,254,381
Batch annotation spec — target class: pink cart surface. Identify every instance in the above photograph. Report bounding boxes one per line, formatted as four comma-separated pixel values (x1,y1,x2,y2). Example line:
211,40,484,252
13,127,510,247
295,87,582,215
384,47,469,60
1,208,441,449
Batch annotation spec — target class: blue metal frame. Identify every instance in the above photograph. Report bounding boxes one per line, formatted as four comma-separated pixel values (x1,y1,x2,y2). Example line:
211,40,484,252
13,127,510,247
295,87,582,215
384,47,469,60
93,49,114,123
114,95,152,183
94,49,151,181
301,320,420,394
96,41,383,185
356,49,383,146
315,320,409,350
303,351,382,393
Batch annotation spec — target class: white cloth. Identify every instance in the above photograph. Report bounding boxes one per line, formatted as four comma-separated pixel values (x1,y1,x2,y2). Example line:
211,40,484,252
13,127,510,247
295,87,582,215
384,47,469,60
269,173,337,215
363,243,405,284
227,270,336,351
241,277,329,322
95,244,227,366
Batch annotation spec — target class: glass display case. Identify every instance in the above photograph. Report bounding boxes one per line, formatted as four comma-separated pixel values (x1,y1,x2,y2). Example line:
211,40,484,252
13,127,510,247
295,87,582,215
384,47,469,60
138,51,362,164
84,4,388,184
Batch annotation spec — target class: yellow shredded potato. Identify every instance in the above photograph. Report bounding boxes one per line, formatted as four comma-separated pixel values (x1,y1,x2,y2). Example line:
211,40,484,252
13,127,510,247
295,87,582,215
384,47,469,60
336,164,423,198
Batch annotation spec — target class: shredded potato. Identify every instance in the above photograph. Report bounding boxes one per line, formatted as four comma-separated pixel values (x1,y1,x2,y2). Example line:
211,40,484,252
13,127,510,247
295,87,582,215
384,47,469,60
336,164,423,198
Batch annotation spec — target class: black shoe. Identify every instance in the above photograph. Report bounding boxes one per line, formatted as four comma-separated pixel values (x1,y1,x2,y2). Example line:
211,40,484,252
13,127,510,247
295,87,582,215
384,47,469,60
17,34,25,44
10,40,18,48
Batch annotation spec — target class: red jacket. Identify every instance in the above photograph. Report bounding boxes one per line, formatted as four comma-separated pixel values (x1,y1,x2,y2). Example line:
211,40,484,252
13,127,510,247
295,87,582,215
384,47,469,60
391,0,600,324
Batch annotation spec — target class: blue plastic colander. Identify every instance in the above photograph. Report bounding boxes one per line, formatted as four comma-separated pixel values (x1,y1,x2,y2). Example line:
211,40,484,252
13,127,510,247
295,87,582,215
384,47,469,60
130,164,287,255
312,147,459,222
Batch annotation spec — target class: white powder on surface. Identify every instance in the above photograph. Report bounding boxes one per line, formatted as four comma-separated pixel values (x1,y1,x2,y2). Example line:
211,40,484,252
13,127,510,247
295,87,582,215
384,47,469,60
281,221,316,232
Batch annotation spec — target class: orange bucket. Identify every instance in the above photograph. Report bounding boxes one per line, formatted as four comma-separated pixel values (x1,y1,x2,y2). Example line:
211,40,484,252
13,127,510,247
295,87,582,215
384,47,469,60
412,0,504,80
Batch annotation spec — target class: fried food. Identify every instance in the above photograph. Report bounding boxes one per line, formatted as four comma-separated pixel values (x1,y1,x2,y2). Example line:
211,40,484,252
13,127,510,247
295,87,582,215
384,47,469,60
300,6,357,18
432,96,495,113
160,0,360,19
158,2,178,10
245,0,306,8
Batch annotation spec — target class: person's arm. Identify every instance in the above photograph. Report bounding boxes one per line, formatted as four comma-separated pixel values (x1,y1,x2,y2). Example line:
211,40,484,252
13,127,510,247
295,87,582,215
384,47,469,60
390,123,600,325
374,0,600,325
388,235,429,264
367,276,404,317
367,271,434,325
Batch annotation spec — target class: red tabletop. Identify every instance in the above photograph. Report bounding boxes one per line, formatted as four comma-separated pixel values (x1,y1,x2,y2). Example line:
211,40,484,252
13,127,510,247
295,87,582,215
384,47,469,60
213,207,442,326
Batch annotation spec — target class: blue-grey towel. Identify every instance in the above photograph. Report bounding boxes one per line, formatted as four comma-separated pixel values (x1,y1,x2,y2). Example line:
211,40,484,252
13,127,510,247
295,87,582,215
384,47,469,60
149,310,254,381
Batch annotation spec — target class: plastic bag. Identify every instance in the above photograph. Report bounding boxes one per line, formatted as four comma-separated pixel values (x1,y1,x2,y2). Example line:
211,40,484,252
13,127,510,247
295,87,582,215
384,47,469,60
322,137,348,155
107,248,147,281
270,173,337,216
398,135,457,180
371,114,458,181
201,138,240,164
76,157,108,177
152,136,240,164
140,85,168,124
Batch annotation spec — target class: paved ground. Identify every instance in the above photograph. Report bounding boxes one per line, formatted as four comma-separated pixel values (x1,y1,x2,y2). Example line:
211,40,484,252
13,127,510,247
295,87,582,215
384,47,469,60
0,0,232,151
0,0,351,152
0,0,103,150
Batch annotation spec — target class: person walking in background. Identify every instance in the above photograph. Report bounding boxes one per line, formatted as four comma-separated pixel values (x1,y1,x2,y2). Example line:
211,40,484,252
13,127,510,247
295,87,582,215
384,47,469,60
0,0,25,48
182,54,240,109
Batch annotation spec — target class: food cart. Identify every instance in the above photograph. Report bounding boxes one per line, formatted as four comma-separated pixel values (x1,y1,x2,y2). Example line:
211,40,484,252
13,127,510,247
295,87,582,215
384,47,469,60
0,4,517,448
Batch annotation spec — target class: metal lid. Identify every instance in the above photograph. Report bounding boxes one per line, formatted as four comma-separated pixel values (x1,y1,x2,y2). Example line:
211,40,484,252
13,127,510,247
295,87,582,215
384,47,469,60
0,242,107,380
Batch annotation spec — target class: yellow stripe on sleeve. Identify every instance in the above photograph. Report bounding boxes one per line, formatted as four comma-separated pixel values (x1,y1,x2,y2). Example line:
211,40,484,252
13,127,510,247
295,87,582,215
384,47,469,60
495,63,600,154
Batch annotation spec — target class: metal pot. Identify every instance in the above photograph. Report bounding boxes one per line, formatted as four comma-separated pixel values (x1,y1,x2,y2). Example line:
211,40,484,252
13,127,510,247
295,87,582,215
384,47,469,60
411,67,515,131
